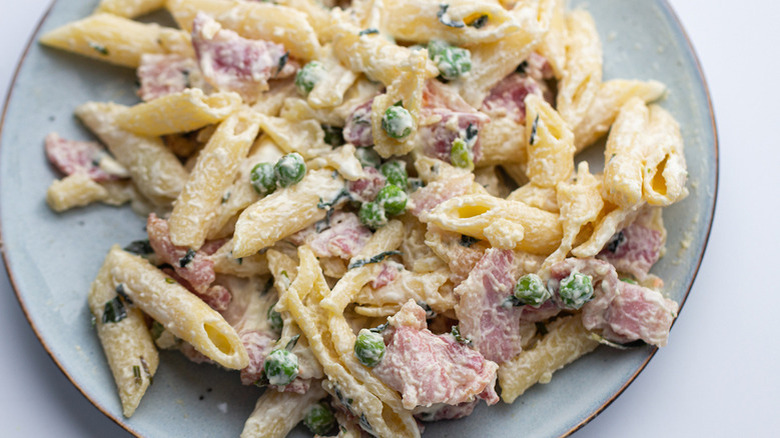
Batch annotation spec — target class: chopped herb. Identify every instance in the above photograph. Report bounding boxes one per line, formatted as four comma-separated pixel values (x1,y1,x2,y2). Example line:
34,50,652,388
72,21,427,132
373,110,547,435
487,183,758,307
359,413,373,433
451,325,471,345
606,231,626,253
417,301,436,319
437,4,464,28
221,191,231,204
102,297,127,324
529,114,540,146
469,14,489,28
275,51,289,78
348,250,402,269
407,177,424,191
317,189,351,211
140,357,153,385
89,42,109,56
465,123,479,144
358,28,379,36
178,249,196,267
369,322,389,333
268,303,283,332
133,365,142,386
150,321,165,340
285,334,301,351
115,284,133,305
181,69,192,88
253,373,270,388
165,278,176,284
124,239,153,256
535,321,548,336
322,125,344,147
515,60,529,74
261,277,275,295
620,277,638,285
459,235,479,247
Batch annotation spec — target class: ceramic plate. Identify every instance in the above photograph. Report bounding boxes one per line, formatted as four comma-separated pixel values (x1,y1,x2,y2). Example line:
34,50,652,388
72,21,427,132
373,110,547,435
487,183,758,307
0,0,717,436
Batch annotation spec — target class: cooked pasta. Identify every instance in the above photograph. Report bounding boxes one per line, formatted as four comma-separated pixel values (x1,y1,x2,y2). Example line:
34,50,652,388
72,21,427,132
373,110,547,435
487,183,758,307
41,0,689,435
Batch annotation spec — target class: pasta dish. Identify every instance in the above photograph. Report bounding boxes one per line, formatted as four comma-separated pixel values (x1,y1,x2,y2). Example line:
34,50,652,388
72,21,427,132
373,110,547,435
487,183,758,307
39,0,688,436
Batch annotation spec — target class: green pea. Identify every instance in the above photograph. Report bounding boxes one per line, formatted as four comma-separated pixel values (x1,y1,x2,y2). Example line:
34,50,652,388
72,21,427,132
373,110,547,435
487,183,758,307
267,303,283,332
274,153,306,187
295,61,326,95
355,147,382,168
250,162,277,195
450,138,474,169
264,349,299,386
427,40,472,80
303,401,336,435
379,161,408,188
381,105,413,139
558,272,594,309
354,329,385,367
375,184,407,216
358,201,387,229
513,273,551,307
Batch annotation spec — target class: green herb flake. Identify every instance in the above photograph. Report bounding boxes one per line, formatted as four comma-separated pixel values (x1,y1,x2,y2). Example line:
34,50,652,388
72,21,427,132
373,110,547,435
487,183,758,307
89,42,109,56
459,235,479,247
285,334,301,351
275,51,289,77
469,14,489,28
221,191,231,204
515,60,529,74
451,325,471,345
437,4,465,28
115,283,133,305
164,277,176,284
133,365,142,386
358,28,379,36
529,114,540,146
348,250,402,270
369,322,389,333
150,321,165,340
102,297,127,324
178,248,196,268
123,239,153,256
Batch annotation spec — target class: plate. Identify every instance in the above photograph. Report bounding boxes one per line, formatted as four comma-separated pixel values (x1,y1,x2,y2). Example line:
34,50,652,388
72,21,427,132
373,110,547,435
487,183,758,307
0,0,717,437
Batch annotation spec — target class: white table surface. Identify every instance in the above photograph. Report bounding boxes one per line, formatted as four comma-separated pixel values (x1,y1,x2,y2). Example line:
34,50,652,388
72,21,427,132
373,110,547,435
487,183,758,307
1,1,778,437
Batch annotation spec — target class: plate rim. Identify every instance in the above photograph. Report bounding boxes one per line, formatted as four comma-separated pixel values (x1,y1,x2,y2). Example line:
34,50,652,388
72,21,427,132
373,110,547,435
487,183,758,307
0,1,719,437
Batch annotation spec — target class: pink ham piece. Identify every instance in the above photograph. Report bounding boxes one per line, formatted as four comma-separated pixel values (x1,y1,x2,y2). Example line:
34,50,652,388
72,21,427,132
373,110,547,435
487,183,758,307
161,267,232,311
147,214,225,302
137,53,199,101
239,330,276,385
343,98,375,147
409,168,474,218
549,258,678,347
598,223,664,281
346,166,386,203
289,211,372,259
372,301,499,410
191,13,296,102
418,81,489,165
370,262,401,289
454,248,523,363
481,52,554,123
44,133,124,182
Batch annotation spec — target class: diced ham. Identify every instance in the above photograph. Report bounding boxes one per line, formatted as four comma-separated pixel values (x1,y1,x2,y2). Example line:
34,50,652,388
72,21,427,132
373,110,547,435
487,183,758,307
137,53,199,101
370,261,401,289
601,282,678,347
417,111,487,164
161,267,232,311
343,98,375,147
419,81,489,165
239,330,276,385
548,258,679,347
481,74,544,124
518,299,561,324
147,213,220,296
522,52,555,83
373,301,499,409
454,249,522,363
191,13,295,102
44,133,125,182
347,166,386,203
598,222,664,281
277,378,311,394
307,211,372,259
409,169,474,218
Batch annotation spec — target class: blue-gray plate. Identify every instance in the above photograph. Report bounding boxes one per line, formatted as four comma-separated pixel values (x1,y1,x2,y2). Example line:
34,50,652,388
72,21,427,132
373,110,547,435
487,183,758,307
0,0,717,436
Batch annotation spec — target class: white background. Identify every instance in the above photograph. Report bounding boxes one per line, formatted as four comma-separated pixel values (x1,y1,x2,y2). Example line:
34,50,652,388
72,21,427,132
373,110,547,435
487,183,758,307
1,1,778,437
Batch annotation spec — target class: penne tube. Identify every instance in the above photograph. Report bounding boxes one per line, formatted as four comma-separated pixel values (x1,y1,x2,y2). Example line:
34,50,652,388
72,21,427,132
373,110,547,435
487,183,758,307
106,246,249,369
